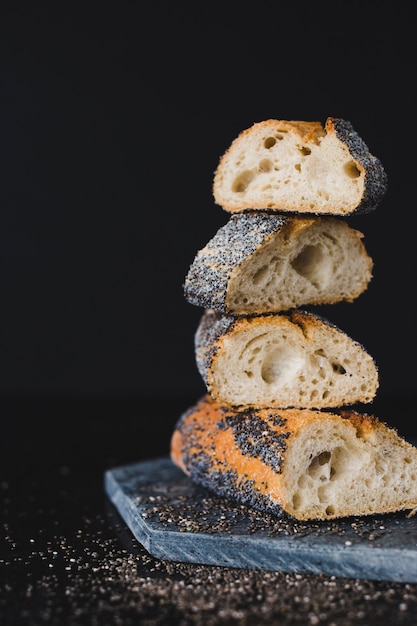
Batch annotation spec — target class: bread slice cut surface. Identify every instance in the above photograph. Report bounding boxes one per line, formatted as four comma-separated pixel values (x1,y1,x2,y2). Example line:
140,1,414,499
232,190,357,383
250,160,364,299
195,309,379,410
184,213,373,315
213,117,387,215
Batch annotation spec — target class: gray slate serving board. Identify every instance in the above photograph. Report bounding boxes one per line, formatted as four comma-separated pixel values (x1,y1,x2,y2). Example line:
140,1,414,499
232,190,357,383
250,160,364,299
104,457,417,582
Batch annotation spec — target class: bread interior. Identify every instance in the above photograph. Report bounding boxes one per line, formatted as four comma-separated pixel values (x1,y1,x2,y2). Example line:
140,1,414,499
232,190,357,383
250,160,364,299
226,218,371,313
281,417,417,520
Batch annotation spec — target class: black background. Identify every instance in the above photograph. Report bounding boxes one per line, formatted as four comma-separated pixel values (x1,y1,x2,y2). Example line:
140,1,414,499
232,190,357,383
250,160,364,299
2,5,417,625
0,3,415,407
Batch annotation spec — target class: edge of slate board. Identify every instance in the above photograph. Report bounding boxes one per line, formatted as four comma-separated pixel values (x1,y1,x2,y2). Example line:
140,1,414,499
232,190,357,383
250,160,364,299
104,456,417,582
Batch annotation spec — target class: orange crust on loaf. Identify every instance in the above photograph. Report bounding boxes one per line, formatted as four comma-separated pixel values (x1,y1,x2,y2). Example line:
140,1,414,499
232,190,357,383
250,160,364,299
170,395,380,519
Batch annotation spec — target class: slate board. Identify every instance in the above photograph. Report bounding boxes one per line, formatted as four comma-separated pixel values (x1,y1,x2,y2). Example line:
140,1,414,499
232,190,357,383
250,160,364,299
104,456,417,582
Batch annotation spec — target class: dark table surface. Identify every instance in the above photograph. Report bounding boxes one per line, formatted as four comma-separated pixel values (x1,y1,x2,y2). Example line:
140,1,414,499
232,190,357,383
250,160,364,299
2,393,417,626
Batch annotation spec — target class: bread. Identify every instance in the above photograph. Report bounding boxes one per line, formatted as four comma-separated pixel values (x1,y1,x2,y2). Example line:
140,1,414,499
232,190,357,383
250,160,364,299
195,308,379,410
212,117,387,215
171,395,417,521
184,213,373,315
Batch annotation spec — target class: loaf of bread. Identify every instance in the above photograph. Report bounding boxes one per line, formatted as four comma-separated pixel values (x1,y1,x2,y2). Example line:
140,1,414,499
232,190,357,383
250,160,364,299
184,213,373,315
171,395,417,521
195,308,379,410
213,117,387,215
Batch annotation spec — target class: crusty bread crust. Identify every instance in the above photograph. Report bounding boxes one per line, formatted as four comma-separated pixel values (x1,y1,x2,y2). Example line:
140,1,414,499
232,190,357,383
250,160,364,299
171,395,417,520
184,213,373,314
195,309,379,409
212,117,387,215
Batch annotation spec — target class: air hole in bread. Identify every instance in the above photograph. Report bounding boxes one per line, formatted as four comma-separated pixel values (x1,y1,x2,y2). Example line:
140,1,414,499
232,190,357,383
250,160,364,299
298,146,311,156
247,346,261,364
232,171,254,193
331,362,346,375
309,451,331,474
344,160,361,179
319,191,330,201
264,136,277,148
252,265,269,286
259,159,273,172
292,493,301,510
260,347,305,385
290,244,331,289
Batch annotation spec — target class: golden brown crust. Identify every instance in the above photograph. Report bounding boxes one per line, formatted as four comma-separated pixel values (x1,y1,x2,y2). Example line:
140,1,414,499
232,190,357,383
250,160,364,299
227,120,326,147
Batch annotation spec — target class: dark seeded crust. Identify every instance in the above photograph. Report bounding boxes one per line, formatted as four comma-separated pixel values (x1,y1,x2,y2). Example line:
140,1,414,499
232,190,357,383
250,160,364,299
327,118,388,215
184,212,288,311
194,309,236,387
171,395,291,517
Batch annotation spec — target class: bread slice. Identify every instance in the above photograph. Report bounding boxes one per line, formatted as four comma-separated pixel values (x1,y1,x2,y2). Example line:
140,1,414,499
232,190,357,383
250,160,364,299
171,395,417,521
184,213,373,315
213,117,387,215
195,309,379,410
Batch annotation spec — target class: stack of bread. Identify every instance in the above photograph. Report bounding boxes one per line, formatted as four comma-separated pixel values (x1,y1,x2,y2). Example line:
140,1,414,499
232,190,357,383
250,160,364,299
170,117,417,521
